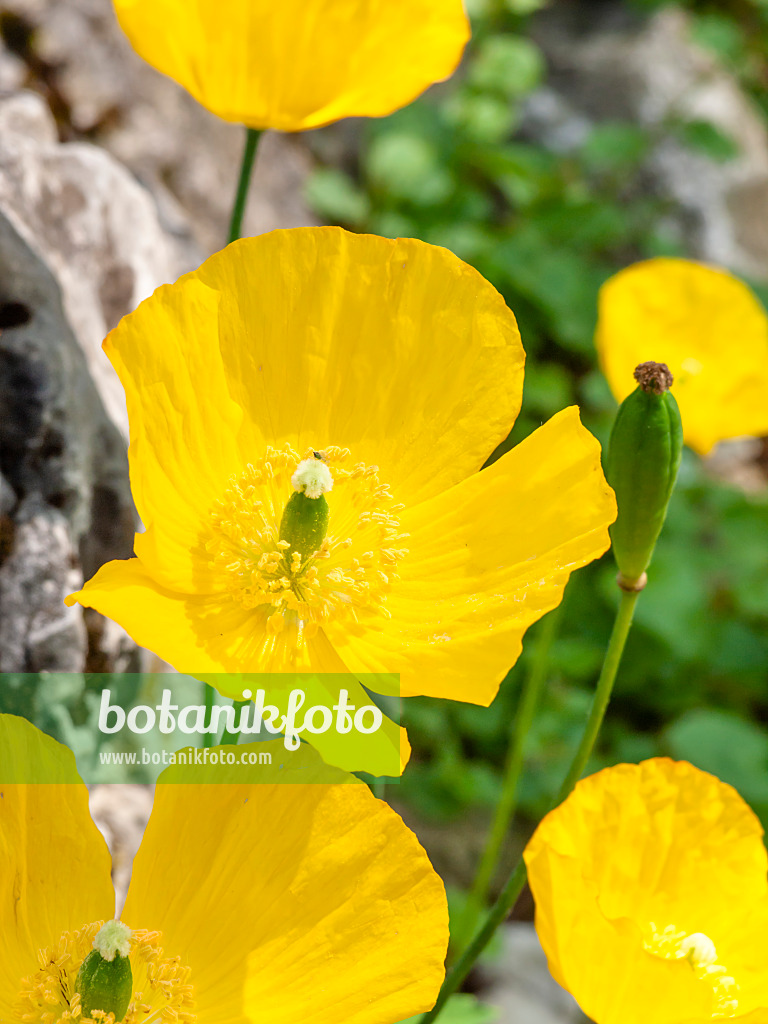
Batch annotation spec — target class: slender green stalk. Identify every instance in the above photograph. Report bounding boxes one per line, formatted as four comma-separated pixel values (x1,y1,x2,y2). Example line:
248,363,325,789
202,683,215,748
455,604,562,953
553,588,638,802
372,779,387,800
421,588,640,1024
219,700,250,746
227,128,262,244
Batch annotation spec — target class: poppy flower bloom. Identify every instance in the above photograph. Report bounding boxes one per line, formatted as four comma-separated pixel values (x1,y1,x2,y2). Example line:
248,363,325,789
111,0,470,132
66,228,615,715
596,258,768,455
524,757,768,1024
0,713,448,1024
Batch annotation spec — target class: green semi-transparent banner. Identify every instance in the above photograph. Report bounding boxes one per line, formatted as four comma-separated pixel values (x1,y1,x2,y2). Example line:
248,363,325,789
0,673,402,784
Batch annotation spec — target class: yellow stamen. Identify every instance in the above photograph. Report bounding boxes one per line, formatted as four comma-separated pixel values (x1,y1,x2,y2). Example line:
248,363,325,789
204,444,408,664
17,922,195,1024
644,923,739,1016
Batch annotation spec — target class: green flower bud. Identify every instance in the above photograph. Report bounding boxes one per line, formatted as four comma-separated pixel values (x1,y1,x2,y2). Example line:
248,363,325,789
605,361,683,590
279,454,332,557
75,921,133,1022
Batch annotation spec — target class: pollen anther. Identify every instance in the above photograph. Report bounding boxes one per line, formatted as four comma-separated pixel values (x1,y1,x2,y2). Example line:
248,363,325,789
205,445,407,667
17,923,195,1024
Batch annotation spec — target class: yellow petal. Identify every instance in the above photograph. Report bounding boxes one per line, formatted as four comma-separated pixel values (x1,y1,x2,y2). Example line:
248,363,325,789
525,758,768,1024
596,258,768,455
325,407,616,703
102,274,250,594
123,740,448,1024
0,715,115,1015
73,228,566,720
99,228,523,597
66,559,409,775
67,557,294,673
113,0,469,131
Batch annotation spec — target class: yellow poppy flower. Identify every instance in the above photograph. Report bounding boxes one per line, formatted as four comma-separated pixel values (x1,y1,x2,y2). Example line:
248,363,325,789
65,227,615,713
111,0,470,132
524,757,768,1024
596,258,768,455
0,712,448,1024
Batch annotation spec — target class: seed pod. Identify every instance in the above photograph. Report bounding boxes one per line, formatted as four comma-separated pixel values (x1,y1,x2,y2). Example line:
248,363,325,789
605,361,683,590
75,948,133,1022
279,490,330,558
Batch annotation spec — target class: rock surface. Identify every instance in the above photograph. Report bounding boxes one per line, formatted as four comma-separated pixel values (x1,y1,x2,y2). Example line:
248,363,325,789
0,86,193,674
527,2,768,281
480,923,587,1024
0,0,318,256
0,202,136,672
89,783,154,911
0,90,186,435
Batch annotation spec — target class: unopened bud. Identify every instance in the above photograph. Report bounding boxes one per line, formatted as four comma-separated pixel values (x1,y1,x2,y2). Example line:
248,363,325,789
605,362,683,588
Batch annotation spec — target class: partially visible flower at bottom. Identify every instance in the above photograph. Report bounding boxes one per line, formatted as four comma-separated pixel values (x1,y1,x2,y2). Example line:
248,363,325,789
0,714,448,1024
524,758,768,1024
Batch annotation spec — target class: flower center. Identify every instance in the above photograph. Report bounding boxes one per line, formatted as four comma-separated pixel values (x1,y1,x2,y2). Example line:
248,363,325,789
17,920,195,1024
644,923,739,1017
206,445,409,639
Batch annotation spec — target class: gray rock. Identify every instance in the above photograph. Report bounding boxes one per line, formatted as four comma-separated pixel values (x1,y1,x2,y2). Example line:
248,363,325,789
1,0,318,256
480,923,587,1024
0,80,215,674
0,191,136,672
89,783,154,911
0,496,86,671
527,3,768,280
0,90,186,436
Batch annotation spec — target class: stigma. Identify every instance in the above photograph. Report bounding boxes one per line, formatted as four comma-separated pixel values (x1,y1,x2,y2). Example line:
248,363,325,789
93,920,133,961
291,457,333,499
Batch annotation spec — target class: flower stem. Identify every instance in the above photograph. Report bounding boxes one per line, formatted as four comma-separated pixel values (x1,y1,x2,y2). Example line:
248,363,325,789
553,587,639,803
421,587,640,1024
202,683,215,748
454,603,562,954
227,128,262,244
219,700,250,746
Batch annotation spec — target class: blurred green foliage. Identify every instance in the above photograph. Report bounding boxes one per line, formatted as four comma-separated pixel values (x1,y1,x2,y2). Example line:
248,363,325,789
305,0,768,841
401,993,500,1024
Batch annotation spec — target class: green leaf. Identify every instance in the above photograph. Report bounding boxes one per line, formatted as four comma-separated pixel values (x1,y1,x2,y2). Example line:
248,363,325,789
503,0,547,13
366,133,453,205
665,709,768,808
468,35,544,99
677,119,739,162
580,122,649,173
475,144,557,207
491,228,607,352
521,363,573,417
304,168,369,226
445,91,517,144
690,12,747,67
399,994,500,1024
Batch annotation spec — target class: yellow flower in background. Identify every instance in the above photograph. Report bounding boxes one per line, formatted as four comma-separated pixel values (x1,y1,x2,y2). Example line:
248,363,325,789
0,713,448,1024
112,0,470,132
66,227,615,710
524,758,768,1024
596,258,768,455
